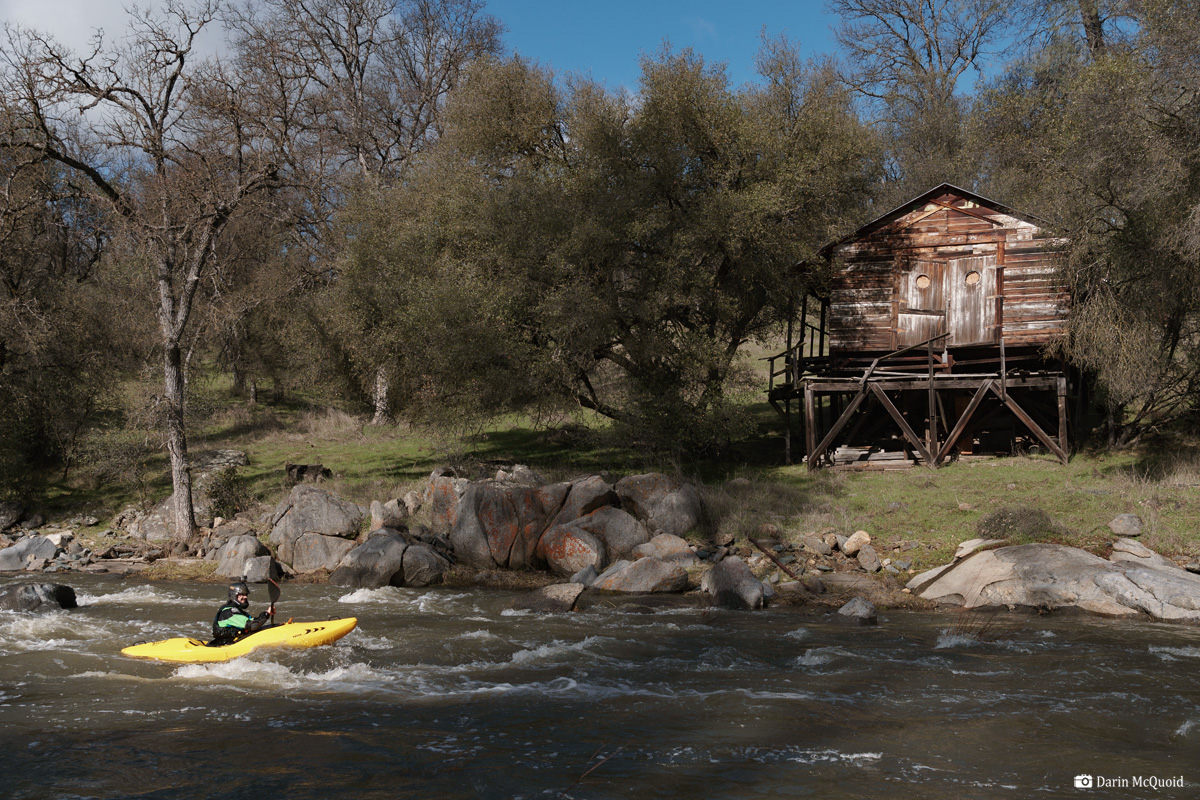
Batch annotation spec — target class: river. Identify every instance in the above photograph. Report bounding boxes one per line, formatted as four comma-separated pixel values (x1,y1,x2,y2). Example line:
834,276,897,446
1,573,1197,799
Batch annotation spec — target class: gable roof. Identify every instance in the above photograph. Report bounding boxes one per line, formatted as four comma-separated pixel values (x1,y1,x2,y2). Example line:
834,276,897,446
819,183,1052,258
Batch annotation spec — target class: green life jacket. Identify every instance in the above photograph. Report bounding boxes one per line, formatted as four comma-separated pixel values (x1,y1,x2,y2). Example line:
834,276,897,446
212,602,253,640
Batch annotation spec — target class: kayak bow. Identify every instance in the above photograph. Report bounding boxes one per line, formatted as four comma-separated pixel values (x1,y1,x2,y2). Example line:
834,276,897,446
120,617,358,663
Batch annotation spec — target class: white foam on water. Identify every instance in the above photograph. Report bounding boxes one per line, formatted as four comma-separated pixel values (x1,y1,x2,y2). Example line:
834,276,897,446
793,646,850,667
1176,718,1197,737
170,656,396,694
0,612,99,653
1150,645,1200,660
507,635,615,666
662,745,883,766
454,629,503,641
732,687,817,701
336,586,406,604
345,632,392,650
76,585,204,607
336,587,478,616
784,627,811,641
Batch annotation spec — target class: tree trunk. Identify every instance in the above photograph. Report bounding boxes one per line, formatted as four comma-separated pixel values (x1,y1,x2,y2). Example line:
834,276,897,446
370,366,394,426
163,340,196,547
1079,0,1106,56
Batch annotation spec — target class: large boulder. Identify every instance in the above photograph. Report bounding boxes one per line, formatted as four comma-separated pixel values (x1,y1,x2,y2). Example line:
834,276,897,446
330,530,451,588
123,495,178,543
401,542,451,587
242,555,282,584
0,535,59,571
537,524,607,577
449,482,571,570
570,507,650,561
425,468,470,534
913,543,1200,621
0,582,77,611
614,474,702,537
0,501,22,531
700,556,766,610
289,532,357,574
215,534,271,579
330,530,408,588
269,485,365,564
592,558,689,593
548,476,620,528
369,499,408,532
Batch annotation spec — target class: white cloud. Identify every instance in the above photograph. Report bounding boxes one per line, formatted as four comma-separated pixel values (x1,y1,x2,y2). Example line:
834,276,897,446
686,16,718,44
1,0,129,50
0,0,225,56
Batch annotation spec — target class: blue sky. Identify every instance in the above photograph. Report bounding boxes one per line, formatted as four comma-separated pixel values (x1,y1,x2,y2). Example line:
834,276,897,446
487,1,842,91
0,0,842,91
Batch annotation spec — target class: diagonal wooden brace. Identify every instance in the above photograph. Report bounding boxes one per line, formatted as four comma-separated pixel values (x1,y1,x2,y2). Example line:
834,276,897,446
808,388,869,470
869,383,933,466
988,383,1069,463
935,379,994,464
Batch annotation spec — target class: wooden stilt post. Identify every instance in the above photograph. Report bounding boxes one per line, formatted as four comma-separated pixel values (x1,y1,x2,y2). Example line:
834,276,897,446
1058,376,1069,457
927,338,937,458
804,381,817,468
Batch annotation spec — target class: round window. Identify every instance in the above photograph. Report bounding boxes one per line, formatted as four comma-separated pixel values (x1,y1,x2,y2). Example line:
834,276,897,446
915,274,931,289
964,270,981,286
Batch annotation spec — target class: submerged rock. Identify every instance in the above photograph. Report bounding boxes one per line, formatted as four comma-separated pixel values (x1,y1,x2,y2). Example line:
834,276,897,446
510,583,585,613
0,582,77,611
837,596,877,625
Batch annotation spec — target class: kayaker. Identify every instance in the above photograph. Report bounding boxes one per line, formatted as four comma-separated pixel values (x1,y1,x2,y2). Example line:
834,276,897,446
211,581,274,644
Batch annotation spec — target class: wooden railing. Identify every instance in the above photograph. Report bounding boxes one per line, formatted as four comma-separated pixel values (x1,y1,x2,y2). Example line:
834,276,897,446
764,318,827,398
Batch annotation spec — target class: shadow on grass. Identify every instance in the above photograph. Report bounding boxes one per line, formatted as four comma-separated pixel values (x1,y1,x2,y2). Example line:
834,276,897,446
1095,435,1200,486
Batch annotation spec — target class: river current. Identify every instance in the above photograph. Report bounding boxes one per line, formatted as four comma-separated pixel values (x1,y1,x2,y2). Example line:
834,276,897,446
1,573,1197,799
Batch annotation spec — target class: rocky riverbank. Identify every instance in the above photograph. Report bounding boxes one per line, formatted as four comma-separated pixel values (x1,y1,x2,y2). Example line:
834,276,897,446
4,463,1200,622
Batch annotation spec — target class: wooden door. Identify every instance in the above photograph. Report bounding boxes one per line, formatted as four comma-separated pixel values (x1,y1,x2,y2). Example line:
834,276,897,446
897,259,946,346
947,255,997,345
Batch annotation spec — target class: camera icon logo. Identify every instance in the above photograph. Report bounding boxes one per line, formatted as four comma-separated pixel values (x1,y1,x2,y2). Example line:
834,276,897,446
1074,774,1094,789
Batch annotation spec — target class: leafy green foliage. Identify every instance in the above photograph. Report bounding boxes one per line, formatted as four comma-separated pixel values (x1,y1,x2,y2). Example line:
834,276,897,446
975,3,1200,444
332,42,881,454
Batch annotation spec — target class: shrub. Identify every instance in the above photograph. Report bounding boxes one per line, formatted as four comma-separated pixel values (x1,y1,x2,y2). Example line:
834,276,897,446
976,506,1071,544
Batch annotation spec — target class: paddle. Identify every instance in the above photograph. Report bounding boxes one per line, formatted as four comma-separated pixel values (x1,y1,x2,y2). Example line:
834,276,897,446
267,577,281,618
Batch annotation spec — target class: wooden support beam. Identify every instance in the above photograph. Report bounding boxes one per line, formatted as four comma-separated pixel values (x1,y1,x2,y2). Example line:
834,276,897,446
988,383,1068,463
927,339,937,455
804,381,817,467
809,388,869,470
868,383,933,466
805,375,1058,392
1058,376,1069,455
935,380,994,464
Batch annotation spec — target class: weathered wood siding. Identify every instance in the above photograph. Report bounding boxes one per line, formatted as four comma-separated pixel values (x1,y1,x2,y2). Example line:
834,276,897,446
826,188,1067,353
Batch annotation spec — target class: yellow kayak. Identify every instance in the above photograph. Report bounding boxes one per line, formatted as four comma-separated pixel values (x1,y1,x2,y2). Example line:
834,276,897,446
120,617,358,663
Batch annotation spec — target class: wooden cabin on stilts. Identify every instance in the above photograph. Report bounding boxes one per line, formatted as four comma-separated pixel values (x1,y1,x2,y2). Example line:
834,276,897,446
766,184,1075,470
